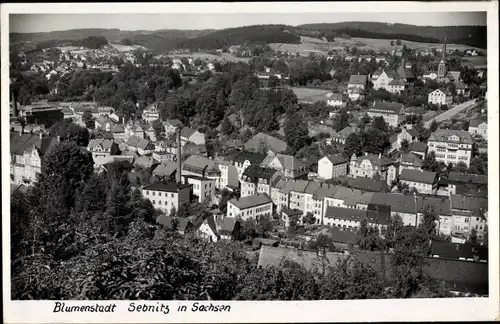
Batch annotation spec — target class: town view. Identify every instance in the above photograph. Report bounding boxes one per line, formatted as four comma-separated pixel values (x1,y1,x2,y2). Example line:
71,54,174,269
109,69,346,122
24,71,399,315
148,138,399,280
9,12,488,300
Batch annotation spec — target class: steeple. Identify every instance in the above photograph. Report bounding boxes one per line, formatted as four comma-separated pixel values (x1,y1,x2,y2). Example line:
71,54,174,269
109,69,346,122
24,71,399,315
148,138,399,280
437,36,447,78
441,36,447,62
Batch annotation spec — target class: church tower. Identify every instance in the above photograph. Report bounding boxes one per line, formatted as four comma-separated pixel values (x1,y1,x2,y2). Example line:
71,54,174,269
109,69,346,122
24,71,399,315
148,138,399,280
437,37,447,79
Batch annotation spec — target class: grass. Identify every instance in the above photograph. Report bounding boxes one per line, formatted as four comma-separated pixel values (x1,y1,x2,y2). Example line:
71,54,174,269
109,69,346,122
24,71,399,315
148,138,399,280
155,52,249,62
291,87,332,101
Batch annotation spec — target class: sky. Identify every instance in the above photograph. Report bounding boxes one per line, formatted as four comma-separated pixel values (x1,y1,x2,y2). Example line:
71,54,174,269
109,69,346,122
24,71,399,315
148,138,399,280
10,12,486,33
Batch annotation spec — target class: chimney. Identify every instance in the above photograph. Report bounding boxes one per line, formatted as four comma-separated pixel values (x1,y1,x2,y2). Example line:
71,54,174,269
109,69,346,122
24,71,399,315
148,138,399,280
176,128,182,183
57,136,60,142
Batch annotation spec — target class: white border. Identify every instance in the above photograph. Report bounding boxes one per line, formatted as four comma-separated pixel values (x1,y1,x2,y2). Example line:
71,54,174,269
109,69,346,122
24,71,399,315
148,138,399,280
2,2,499,323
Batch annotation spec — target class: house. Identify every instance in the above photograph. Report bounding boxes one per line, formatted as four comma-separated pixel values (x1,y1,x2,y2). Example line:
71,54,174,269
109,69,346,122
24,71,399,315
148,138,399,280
347,74,368,90
182,143,208,157
111,125,126,142
10,132,60,185
141,182,192,215
328,125,360,145
260,153,308,179
450,194,488,240
94,116,115,132
281,207,303,227
215,215,240,240
387,79,407,94
141,104,160,123
468,119,487,140
180,127,205,146
398,153,423,174
369,192,418,227
317,154,348,179
125,124,145,141
372,70,399,90
409,142,428,159
87,139,119,159
349,153,397,186
394,127,419,150
164,119,184,137
244,132,289,155
428,88,453,107
240,165,279,198
427,129,473,167
152,161,177,180
197,215,220,242
456,81,470,97
213,158,239,190
231,151,267,180
397,63,415,83
347,87,365,101
430,240,487,262
367,102,406,127
183,175,215,204
399,169,437,194
182,155,222,188
145,125,157,142
422,70,438,81
134,155,159,170
446,172,488,197
326,92,347,107
227,193,273,221
323,206,389,230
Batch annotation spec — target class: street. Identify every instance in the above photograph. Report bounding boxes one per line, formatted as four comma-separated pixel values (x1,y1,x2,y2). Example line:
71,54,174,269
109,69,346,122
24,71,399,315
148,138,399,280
424,99,477,128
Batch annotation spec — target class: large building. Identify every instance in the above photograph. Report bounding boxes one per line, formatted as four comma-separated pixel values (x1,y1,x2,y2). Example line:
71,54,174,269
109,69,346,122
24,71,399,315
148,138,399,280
427,129,473,167
183,175,215,204
141,104,160,123
317,154,348,179
227,193,273,221
141,182,192,215
428,88,453,107
182,155,222,189
367,102,405,127
349,153,397,186
468,119,487,140
399,169,437,195
19,101,64,127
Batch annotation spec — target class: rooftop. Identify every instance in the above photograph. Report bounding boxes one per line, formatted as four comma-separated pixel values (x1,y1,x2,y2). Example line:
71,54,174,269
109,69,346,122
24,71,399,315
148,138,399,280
400,169,437,184
228,193,272,210
142,182,191,193
428,129,473,145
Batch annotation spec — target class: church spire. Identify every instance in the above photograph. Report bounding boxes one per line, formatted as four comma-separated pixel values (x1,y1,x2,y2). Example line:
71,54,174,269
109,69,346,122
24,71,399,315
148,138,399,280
442,36,447,62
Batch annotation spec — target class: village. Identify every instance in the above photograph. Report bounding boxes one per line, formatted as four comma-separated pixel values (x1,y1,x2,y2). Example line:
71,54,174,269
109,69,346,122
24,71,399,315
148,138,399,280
10,29,489,297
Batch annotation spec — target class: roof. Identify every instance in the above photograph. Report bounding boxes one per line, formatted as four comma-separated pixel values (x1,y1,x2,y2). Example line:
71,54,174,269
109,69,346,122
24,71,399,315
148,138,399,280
137,138,154,150
447,172,488,185
430,88,452,96
312,183,339,200
281,207,303,216
10,183,28,195
400,169,436,184
215,216,237,236
166,119,184,127
405,128,419,138
94,155,134,167
346,177,386,192
244,132,288,154
10,132,42,155
180,127,197,138
182,155,220,173
324,154,348,166
431,240,488,261
134,155,158,169
276,153,306,171
228,193,272,210
285,179,310,194
152,161,177,177
388,78,406,86
370,192,417,215
417,196,451,216
400,153,423,167
428,129,473,145
125,135,142,147
232,151,267,165
469,119,486,128
334,126,359,139
88,138,115,150
348,74,368,85
456,81,467,90
325,205,368,222
142,182,191,193
370,102,405,114
410,142,428,153
450,195,488,215
354,153,393,167
242,165,278,182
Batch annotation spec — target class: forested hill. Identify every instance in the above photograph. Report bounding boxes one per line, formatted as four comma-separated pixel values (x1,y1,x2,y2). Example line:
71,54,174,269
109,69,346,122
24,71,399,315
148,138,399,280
10,28,136,43
174,25,301,51
298,22,487,48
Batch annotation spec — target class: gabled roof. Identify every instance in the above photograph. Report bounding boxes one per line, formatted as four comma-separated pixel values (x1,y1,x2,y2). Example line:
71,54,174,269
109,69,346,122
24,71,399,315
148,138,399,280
469,119,486,128
276,153,306,171
180,127,197,138
126,135,142,147
410,142,428,153
388,78,406,86
447,172,488,185
354,153,393,167
400,169,436,184
10,132,42,155
88,138,115,150
370,192,417,215
417,196,451,216
334,125,359,138
428,129,473,145
216,216,237,236
142,182,191,193
400,153,423,167
430,88,452,96
324,154,348,166
346,177,386,192
232,151,267,165
182,155,220,173
166,119,183,127
242,165,278,182
370,102,405,114
228,193,272,210
137,138,154,150
450,195,488,215
244,132,288,154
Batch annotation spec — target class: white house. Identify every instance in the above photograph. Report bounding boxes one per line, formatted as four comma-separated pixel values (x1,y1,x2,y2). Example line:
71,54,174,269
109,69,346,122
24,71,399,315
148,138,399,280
427,129,473,167
422,71,438,81
326,93,346,107
399,169,437,195
317,154,348,180
141,182,192,215
142,104,160,123
87,139,119,159
367,102,406,127
428,88,453,107
164,119,184,137
372,70,399,90
468,119,487,140
180,127,205,146
183,175,215,204
227,193,273,221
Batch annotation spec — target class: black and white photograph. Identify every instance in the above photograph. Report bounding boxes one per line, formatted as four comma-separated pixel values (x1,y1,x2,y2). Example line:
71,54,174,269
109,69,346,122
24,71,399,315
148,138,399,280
2,2,499,323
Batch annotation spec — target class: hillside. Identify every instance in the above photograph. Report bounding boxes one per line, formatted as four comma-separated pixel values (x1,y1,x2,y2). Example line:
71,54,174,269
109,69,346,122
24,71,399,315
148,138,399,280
298,22,487,48
175,25,301,51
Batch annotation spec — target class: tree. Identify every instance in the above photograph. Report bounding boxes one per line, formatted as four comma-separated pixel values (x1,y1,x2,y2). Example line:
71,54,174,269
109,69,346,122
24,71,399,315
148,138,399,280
303,212,316,225
396,39,402,46
469,228,477,244
356,218,383,251
372,116,388,132
429,120,439,132
332,108,350,132
400,139,410,153
82,111,95,129
422,152,439,172
284,113,310,153
456,161,468,174
220,115,234,136
50,120,90,146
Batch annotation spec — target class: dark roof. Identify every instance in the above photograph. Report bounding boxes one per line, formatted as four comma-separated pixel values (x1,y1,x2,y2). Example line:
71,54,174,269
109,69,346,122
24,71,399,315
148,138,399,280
232,151,267,164
346,177,386,192
448,172,488,185
152,161,177,177
242,165,277,182
450,195,488,215
244,132,288,153
428,129,473,145
370,192,417,214
400,153,423,167
142,182,191,193
10,132,43,155
409,141,428,153
281,207,303,217
325,154,348,166
431,240,488,261
417,196,451,216
348,74,368,85
370,102,404,114
325,206,366,222
400,169,437,184
180,127,196,138
216,216,238,236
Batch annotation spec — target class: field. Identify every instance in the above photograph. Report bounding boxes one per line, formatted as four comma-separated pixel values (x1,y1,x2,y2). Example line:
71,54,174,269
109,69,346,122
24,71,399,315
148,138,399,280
270,35,487,57
461,56,487,69
109,44,148,52
291,87,331,101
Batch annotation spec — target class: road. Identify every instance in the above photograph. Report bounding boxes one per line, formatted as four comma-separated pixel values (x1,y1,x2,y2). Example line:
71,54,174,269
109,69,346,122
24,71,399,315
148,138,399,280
424,99,478,128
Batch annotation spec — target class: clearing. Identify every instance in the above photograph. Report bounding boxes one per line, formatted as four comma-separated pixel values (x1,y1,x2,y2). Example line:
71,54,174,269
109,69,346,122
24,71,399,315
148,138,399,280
155,52,249,63
291,87,331,101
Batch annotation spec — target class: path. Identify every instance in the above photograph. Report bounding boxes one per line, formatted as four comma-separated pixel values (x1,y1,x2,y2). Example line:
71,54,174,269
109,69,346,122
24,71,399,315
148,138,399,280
424,99,477,128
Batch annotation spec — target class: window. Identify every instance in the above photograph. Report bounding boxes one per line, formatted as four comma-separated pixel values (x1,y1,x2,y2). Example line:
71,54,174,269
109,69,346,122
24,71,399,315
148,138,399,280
152,191,155,196
145,190,149,195
153,200,156,204
465,218,469,223
171,193,174,198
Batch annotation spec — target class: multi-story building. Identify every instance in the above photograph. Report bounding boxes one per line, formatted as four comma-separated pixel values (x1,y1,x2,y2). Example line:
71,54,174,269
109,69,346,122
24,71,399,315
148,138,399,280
349,153,397,186
180,127,205,146
183,175,215,204
260,153,308,179
323,206,389,231
182,155,222,189
428,88,453,107
399,169,437,195
398,153,424,174
213,158,239,190
367,102,405,127
141,182,192,215
450,194,488,241
317,154,348,179
372,70,399,90
240,165,278,198
347,74,368,90
230,152,267,181
387,79,407,94
427,129,473,167
164,119,184,137
227,193,273,221
87,138,119,160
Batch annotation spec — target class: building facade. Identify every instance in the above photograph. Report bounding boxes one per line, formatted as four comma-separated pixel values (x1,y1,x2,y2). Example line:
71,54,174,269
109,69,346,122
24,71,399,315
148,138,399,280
427,129,473,167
